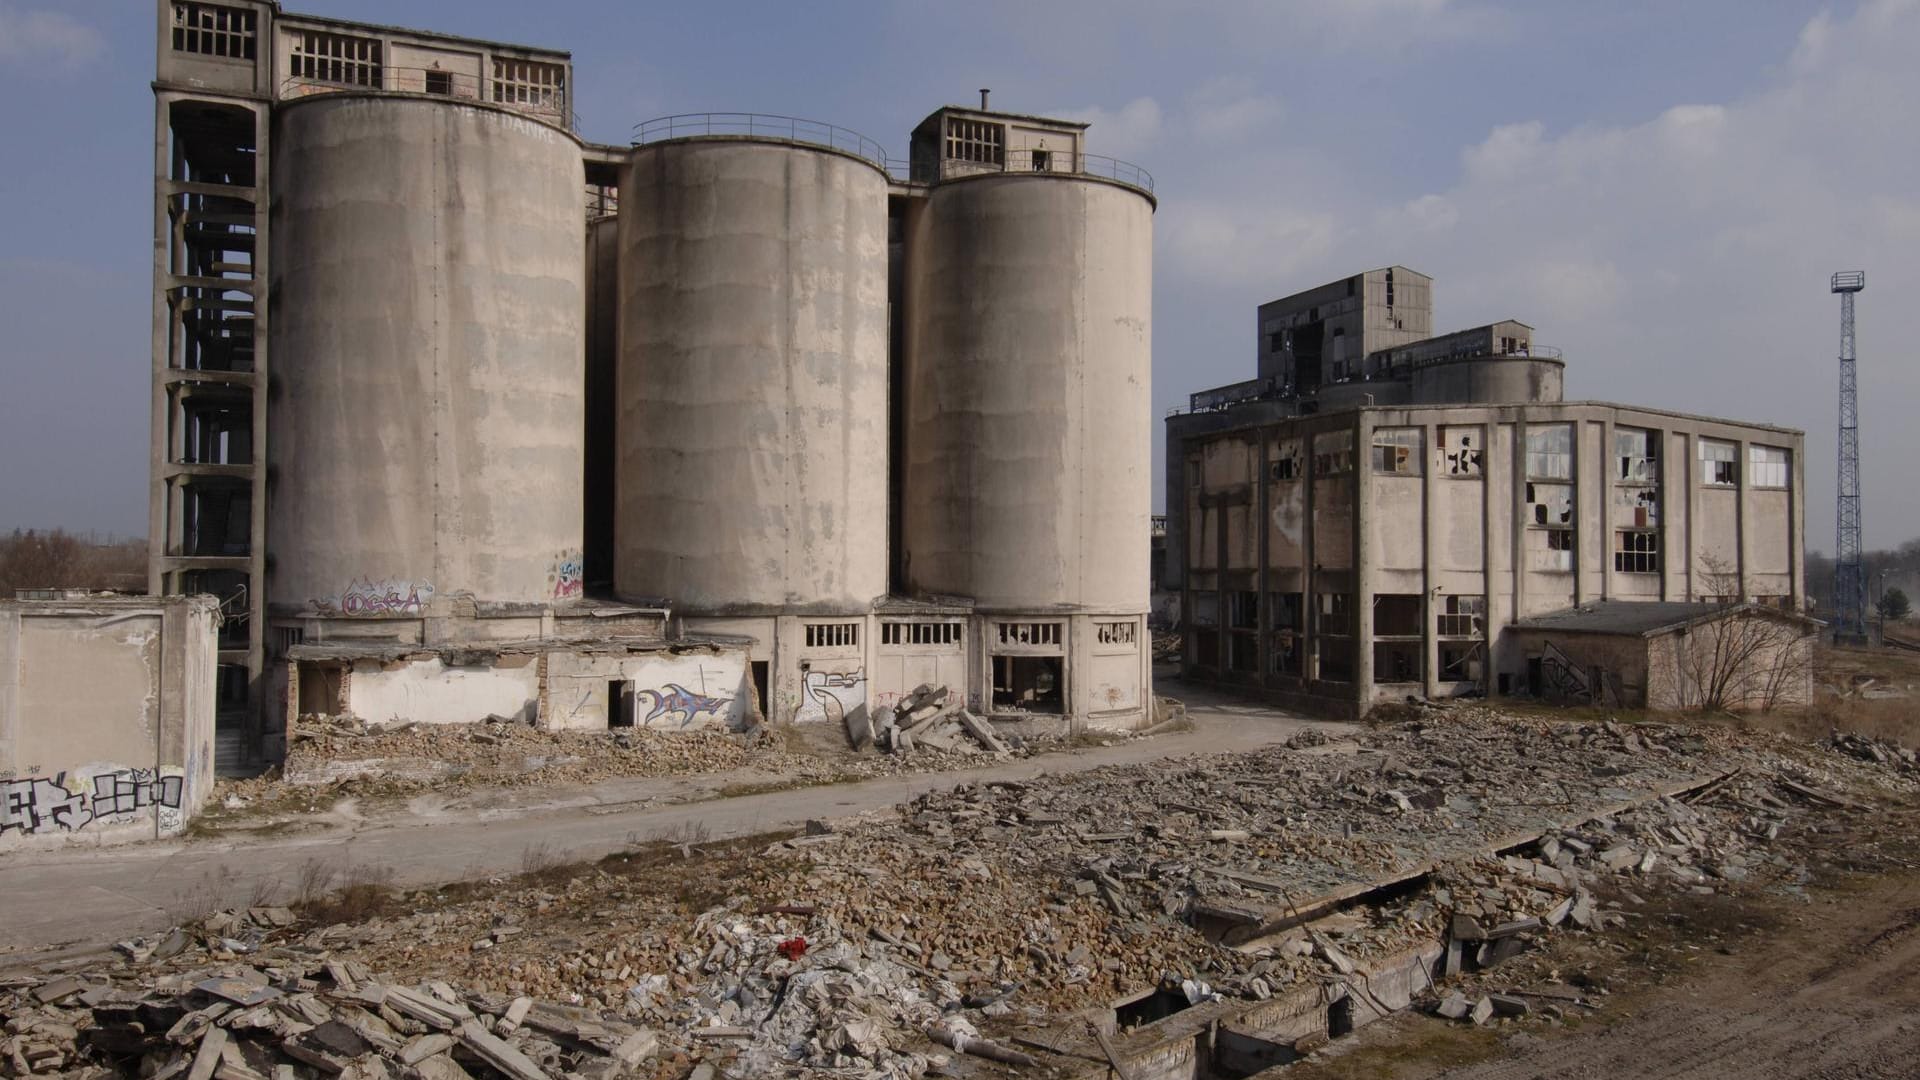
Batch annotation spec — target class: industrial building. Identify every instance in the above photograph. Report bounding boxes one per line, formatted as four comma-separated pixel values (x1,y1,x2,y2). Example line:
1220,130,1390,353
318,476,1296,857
1166,270,1810,716
147,2,1155,768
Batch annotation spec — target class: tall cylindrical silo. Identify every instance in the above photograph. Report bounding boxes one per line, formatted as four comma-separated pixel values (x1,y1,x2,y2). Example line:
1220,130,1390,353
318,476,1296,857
614,138,889,612
902,174,1154,612
268,96,586,617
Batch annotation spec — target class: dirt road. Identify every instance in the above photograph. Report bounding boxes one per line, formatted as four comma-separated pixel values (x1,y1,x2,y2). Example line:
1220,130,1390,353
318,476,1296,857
1283,809,1920,1080
0,685,1339,958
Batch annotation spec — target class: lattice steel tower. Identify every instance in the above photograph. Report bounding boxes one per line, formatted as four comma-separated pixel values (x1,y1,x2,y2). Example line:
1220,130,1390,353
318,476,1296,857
1831,270,1867,642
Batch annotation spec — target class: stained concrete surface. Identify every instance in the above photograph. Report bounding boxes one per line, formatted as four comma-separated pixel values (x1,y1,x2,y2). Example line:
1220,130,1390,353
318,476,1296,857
0,683,1344,958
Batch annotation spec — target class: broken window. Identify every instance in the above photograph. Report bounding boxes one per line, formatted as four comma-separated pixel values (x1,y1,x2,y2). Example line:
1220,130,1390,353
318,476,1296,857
1317,635,1354,683
492,58,566,115
1614,427,1658,483
425,69,454,96
1700,439,1738,486
996,621,1062,647
290,30,383,87
1749,445,1790,489
1095,621,1138,646
993,656,1062,713
1371,428,1423,475
1229,633,1259,673
1439,641,1483,681
1526,482,1574,527
1373,594,1423,636
881,622,962,646
1269,593,1304,677
171,3,256,59
1270,438,1303,481
944,118,1005,165
1439,426,1483,478
1526,526,1575,571
1031,148,1051,171
1437,595,1485,638
1316,593,1352,637
1229,592,1259,630
1614,531,1659,574
1614,483,1660,528
1313,430,1354,476
1526,423,1573,480
803,622,859,648
1374,641,1422,683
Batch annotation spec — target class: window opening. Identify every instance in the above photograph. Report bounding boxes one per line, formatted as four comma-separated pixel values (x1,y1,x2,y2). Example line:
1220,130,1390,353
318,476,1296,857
881,622,962,646
997,621,1062,647
425,70,453,95
1316,593,1352,637
1229,592,1259,630
1526,423,1573,480
1614,427,1658,483
289,30,382,87
1031,148,1051,171
1614,530,1660,574
1374,593,1423,637
171,3,256,59
1270,439,1303,481
1440,426,1483,477
1437,595,1485,637
945,118,1005,165
804,622,859,648
1700,439,1738,486
1374,641,1422,682
1371,428,1423,475
1749,445,1790,489
492,59,566,113
1313,430,1354,476
993,656,1063,713
607,680,634,728
1440,641,1483,681
1095,621,1137,646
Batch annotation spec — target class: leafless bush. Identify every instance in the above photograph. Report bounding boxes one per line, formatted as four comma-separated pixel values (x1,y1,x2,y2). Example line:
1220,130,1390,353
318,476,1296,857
294,858,339,906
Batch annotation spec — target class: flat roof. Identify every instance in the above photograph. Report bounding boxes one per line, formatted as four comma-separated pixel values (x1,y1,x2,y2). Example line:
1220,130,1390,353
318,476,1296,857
277,10,571,58
1513,599,1819,637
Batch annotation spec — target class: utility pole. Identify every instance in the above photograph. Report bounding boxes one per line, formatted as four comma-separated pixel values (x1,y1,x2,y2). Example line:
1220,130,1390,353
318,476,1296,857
1831,271,1867,644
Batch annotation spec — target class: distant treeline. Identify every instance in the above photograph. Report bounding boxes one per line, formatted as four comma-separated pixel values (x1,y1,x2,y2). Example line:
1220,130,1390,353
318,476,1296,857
1807,537,1920,615
0,529,147,598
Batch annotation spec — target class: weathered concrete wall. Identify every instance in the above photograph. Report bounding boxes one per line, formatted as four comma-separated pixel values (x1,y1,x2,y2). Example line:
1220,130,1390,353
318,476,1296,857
615,139,889,615
0,596,217,846
544,647,751,732
346,655,541,727
903,174,1153,613
268,96,586,620
1409,356,1563,404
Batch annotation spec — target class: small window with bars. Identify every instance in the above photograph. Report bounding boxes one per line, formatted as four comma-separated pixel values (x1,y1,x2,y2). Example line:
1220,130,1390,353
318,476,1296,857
996,621,1062,647
945,118,1005,165
1437,595,1484,638
1095,621,1138,646
1614,531,1660,574
880,622,962,647
803,622,859,649
172,3,257,60
290,31,383,87
492,59,566,113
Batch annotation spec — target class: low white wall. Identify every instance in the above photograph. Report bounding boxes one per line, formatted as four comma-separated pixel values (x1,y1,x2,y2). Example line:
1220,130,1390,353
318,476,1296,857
347,657,540,726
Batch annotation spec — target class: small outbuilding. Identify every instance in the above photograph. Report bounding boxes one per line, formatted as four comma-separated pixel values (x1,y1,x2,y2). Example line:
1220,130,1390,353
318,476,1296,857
1510,600,1818,711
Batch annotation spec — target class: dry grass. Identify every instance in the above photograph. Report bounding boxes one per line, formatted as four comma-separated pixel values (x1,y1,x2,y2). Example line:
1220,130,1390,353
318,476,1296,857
296,863,398,923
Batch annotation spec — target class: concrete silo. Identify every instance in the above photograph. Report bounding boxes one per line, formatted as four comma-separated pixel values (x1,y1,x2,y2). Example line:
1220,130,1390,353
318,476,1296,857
614,130,890,616
268,95,586,625
901,110,1155,726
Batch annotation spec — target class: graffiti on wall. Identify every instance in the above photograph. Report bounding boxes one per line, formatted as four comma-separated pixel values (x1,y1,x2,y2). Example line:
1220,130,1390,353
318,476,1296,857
637,684,733,728
315,578,435,617
551,550,584,601
1,766,186,837
796,668,867,727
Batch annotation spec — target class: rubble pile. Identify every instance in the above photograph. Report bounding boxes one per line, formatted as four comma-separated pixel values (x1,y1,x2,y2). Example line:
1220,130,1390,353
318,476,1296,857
9,710,1916,1077
1826,731,1917,771
860,686,1014,758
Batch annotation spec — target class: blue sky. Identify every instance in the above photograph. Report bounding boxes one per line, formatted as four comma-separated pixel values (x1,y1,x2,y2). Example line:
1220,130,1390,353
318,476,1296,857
2,0,1916,550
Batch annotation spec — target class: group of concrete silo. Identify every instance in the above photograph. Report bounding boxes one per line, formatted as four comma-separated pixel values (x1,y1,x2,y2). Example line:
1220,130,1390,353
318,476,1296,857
265,94,1150,695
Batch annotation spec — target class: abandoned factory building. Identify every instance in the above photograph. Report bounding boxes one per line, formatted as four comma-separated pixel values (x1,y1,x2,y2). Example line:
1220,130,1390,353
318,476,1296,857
148,1,1155,768
1165,268,1808,717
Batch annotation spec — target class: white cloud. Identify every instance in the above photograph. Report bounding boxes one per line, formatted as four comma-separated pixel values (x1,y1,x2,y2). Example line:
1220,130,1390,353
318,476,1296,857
1053,97,1162,160
0,4,105,69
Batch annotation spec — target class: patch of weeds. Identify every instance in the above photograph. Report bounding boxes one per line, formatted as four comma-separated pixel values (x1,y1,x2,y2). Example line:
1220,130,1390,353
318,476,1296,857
518,840,581,888
294,857,340,907
168,866,237,925
298,863,398,924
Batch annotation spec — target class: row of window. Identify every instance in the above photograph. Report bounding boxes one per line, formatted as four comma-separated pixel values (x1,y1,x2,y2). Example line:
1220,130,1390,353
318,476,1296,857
1212,591,1488,639
801,620,1138,650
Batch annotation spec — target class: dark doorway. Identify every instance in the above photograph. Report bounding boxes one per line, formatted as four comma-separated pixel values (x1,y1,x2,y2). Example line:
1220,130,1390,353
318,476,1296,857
297,662,343,715
750,661,770,719
992,656,1064,713
608,680,634,728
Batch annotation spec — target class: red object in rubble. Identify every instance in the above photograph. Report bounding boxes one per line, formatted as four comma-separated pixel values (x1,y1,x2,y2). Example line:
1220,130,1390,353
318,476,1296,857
776,936,808,960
